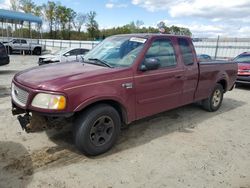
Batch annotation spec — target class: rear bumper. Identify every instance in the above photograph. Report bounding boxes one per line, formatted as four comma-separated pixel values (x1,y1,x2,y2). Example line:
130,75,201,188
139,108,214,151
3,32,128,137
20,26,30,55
236,75,250,84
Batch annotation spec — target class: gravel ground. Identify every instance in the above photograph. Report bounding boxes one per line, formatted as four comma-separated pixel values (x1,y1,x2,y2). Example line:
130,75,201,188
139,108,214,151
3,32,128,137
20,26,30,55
0,55,250,188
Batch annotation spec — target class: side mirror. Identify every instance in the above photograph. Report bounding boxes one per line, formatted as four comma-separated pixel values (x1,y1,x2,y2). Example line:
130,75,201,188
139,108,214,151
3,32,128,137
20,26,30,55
64,53,70,57
140,58,160,71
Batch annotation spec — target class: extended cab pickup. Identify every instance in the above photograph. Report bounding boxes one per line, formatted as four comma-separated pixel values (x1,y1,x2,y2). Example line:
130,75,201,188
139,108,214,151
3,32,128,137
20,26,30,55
11,34,237,155
4,38,44,55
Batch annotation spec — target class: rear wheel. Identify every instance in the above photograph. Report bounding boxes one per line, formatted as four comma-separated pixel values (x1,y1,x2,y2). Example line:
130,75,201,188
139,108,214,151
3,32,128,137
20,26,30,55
74,104,121,156
202,84,224,112
33,47,41,55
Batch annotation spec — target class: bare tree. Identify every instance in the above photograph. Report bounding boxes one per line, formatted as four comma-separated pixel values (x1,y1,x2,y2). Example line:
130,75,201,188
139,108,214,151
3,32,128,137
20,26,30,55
74,13,87,34
33,5,42,16
19,0,35,13
43,1,56,38
135,20,144,29
86,11,99,39
67,8,76,39
10,0,20,11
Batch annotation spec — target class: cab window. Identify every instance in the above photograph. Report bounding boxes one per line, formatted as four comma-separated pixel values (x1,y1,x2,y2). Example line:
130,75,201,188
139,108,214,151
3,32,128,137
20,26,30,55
68,49,78,56
13,39,20,44
145,39,177,68
21,40,27,44
178,38,194,65
79,49,89,55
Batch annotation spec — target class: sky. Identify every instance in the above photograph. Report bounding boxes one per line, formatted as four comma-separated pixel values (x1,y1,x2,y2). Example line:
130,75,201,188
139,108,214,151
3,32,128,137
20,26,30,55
0,0,250,37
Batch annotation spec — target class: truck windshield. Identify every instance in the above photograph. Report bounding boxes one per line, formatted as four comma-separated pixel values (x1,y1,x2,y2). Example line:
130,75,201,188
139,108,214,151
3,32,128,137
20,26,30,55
83,36,147,67
234,54,250,63
52,48,71,55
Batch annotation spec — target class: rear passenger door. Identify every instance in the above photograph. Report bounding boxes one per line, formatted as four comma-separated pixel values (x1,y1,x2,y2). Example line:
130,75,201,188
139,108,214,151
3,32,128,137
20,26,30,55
20,40,29,51
135,38,184,119
177,38,199,105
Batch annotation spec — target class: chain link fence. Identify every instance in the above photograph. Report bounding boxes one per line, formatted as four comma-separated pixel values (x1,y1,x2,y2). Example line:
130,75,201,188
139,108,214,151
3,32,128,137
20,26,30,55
193,37,250,59
1,36,250,59
39,39,99,51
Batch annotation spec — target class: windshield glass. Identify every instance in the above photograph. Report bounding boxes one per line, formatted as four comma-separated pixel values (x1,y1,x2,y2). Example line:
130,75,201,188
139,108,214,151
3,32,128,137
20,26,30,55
52,48,71,55
234,54,250,63
84,36,147,67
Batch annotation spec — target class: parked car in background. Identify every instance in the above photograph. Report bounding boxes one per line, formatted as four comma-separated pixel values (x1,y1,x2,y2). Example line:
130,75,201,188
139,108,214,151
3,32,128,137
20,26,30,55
197,54,212,62
0,42,9,66
38,47,89,66
233,52,250,85
12,34,237,156
4,38,45,55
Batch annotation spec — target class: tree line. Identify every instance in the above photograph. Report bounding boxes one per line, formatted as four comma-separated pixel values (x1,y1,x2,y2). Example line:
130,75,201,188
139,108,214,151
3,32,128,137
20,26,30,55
8,0,192,40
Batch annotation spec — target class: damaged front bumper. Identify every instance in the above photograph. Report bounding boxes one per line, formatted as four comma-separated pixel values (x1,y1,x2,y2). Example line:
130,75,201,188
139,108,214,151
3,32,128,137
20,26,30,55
12,103,74,133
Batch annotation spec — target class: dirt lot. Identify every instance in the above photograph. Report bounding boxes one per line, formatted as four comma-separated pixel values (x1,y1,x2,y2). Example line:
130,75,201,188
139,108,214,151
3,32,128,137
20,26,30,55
0,55,250,188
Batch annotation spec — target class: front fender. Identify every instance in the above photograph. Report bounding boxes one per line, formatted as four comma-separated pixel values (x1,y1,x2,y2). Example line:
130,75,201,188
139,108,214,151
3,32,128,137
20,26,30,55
74,95,126,112
73,95,134,124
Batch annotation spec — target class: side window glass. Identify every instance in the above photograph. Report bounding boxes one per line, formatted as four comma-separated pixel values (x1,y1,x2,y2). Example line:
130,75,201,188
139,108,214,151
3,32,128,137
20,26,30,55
13,39,20,44
21,40,27,44
178,38,194,65
80,49,88,55
69,49,77,56
145,39,177,68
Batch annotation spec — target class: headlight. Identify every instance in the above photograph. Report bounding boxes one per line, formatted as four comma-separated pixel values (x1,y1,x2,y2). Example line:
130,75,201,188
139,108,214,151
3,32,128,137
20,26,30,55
31,93,66,110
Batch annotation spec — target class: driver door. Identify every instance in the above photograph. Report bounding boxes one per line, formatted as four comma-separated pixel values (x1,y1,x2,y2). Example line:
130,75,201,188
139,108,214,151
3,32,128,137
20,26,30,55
134,38,184,119
63,49,78,62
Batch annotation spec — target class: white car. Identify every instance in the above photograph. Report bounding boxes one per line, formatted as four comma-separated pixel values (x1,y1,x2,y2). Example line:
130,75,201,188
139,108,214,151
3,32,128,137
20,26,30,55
38,47,89,65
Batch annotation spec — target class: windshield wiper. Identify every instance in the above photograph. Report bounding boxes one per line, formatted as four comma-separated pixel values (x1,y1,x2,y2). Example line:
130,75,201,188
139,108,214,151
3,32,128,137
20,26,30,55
88,58,113,68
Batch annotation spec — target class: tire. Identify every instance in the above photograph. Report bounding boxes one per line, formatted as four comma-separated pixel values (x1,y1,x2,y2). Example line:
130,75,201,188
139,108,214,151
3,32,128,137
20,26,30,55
33,47,41,55
6,46,12,54
74,104,121,156
25,50,31,55
202,84,224,112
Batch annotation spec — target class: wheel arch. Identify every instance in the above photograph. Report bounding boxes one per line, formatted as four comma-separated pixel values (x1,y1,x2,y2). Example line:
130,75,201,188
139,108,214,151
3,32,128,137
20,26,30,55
33,46,42,54
74,98,128,125
217,79,227,92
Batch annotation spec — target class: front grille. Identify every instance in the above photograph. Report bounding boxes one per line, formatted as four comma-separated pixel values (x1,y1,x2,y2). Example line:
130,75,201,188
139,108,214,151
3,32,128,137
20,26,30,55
12,83,29,107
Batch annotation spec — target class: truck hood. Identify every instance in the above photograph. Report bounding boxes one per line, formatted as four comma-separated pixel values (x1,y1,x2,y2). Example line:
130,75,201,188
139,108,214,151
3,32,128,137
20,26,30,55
39,54,59,61
14,62,109,91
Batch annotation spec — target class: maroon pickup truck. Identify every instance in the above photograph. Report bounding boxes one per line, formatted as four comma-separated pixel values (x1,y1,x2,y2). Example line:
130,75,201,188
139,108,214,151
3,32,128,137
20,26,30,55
11,34,237,155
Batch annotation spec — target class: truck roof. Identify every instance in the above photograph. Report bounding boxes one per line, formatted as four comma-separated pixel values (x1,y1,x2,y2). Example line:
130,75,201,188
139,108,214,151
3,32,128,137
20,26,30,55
113,33,191,39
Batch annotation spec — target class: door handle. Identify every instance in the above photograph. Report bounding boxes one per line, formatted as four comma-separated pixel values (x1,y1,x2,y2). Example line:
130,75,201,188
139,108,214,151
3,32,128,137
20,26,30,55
174,75,182,79
122,83,133,89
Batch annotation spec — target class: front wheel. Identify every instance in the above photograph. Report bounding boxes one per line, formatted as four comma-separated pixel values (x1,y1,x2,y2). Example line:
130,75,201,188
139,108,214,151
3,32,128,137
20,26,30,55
202,84,224,112
74,104,121,156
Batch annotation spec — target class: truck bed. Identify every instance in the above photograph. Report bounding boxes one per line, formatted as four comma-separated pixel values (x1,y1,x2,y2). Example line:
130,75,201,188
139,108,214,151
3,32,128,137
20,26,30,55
195,60,237,101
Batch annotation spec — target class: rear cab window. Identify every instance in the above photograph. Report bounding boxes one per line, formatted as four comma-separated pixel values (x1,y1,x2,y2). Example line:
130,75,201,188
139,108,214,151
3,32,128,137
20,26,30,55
178,38,195,66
